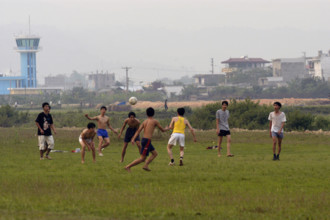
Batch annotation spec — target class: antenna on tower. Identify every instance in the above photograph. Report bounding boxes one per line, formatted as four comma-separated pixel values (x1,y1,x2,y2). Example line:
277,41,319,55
28,15,31,35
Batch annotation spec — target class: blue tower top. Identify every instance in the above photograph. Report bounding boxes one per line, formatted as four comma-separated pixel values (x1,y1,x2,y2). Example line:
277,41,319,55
15,35,41,88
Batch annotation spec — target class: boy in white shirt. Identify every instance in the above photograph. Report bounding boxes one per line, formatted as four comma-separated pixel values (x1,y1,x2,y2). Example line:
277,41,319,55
268,102,286,161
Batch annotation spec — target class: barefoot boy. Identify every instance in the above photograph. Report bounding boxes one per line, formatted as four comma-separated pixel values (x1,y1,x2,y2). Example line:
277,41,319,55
125,107,169,172
79,122,97,164
118,112,142,162
85,106,118,156
216,101,234,157
35,102,57,160
268,102,286,161
167,107,197,166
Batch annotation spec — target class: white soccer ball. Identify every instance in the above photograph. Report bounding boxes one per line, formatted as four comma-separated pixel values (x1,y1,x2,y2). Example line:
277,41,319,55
128,97,138,105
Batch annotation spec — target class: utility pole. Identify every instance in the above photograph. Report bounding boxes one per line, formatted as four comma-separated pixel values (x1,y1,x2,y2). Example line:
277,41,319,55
122,66,132,92
211,58,214,74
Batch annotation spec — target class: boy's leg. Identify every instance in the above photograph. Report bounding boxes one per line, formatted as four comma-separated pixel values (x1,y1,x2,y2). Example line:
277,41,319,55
179,146,184,166
80,142,86,163
277,138,282,160
90,142,96,162
97,136,104,155
136,141,142,153
218,136,223,157
102,137,110,149
45,136,54,159
272,135,277,160
121,142,129,162
38,135,46,159
125,155,147,172
143,150,158,171
226,135,233,156
167,144,174,165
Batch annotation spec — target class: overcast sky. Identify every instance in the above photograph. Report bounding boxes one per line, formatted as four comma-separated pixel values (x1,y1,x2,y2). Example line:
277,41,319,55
0,0,329,84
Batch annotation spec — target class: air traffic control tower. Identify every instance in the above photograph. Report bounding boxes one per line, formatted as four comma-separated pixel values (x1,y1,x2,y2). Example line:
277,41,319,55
15,35,40,88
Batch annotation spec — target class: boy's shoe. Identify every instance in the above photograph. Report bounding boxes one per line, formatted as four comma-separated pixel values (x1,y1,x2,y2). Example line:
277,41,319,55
180,160,183,166
45,155,52,160
99,153,104,157
168,162,175,166
40,157,44,160
273,155,277,161
276,155,280,161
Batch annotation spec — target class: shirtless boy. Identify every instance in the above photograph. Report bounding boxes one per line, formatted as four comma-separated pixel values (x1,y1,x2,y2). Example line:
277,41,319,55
125,107,169,172
118,112,142,162
85,106,118,156
79,122,96,164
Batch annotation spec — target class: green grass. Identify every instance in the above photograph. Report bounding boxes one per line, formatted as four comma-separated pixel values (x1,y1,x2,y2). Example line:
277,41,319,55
0,128,329,220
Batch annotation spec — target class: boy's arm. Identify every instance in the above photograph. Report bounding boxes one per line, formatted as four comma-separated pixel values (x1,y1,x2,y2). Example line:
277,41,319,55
107,120,118,135
185,119,197,142
50,124,57,135
169,118,175,130
85,114,98,120
118,119,128,138
216,118,220,134
131,123,144,144
35,122,44,135
278,122,285,134
269,121,272,137
156,120,169,132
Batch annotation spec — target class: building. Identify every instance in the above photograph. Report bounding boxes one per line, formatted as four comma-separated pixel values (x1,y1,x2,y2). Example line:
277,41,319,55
0,34,41,94
163,86,183,98
193,74,225,86
221,56,270,73
307,50,330,81
88,71,115,91
272,57,307,82
45,75,66,88
258,77,286,87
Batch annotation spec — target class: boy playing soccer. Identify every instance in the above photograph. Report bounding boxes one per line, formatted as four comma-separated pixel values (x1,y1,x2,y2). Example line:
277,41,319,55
79,122,97,164
35,102,57,160
216,101,234,157
125,107,169,172
167,107,197,166
268,102,286,161
118,112,142,162
85,106,118,156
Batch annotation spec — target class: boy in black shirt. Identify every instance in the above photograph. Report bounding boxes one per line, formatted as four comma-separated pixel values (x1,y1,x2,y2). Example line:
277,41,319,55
35,102,57,160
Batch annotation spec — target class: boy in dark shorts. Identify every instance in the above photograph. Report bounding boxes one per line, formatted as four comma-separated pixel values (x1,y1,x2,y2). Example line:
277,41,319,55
125,107,169,172
268,102,286,161
216,101,234,157
118,112,142,162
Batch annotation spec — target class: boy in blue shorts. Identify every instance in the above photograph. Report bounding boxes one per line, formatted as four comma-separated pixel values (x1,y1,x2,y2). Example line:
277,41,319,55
125,107,169,172
85,106,118,156
268,102,286,161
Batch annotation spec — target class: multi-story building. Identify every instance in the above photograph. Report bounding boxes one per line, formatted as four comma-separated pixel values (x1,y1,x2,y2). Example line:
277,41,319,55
272,57,307,82
307,50,330,81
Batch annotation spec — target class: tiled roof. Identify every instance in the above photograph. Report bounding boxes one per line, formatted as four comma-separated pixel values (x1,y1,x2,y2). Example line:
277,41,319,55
221,58,270,64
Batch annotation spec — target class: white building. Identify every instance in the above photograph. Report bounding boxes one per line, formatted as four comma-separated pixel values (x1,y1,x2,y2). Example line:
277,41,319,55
307,50,330,81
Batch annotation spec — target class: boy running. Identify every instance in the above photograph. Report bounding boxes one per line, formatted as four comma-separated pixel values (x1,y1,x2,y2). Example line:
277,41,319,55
125,107,169,172
35,102,57,160
85,106,118,156
216,101,234,157
79,122,97,164
167,108,197,166
118,112,142,162
268,102,286,161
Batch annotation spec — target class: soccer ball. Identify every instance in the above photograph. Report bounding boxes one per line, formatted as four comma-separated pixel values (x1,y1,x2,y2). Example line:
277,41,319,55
128,97,138,105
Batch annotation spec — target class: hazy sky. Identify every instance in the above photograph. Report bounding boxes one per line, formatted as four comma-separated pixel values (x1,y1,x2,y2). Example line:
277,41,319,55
0,0,329,84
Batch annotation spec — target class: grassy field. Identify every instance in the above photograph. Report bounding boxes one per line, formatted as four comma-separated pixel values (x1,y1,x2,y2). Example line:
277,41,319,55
0,128,329,220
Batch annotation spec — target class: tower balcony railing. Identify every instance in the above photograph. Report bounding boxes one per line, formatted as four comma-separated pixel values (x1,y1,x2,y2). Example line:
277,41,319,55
14,46,42,52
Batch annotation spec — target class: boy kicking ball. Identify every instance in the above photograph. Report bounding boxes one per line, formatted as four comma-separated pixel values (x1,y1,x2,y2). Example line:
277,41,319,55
167,108,197,166
79,123,97,164
216,101,234,157
268,102,286,161
125,107,169,172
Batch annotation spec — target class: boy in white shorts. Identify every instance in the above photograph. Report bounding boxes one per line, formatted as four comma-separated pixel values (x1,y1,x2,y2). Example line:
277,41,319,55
35,102,57,160
79,122,97,164
167,108,197,166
